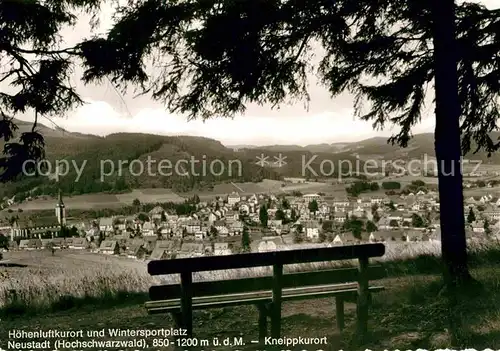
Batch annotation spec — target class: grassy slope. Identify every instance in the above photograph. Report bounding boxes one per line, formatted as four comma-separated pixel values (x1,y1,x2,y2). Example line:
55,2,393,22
2,267,499,350
2,243,500,350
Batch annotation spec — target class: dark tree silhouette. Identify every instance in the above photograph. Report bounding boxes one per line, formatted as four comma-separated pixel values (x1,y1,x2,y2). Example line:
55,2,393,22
0,0,101,181
259,205,268,227
467,207,476,223
241,226,251,252
366,220,378,233
308,199,319,213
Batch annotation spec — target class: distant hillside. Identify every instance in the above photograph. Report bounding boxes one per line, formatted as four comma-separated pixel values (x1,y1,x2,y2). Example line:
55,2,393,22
248,133,500,162
9,118,98,140
0,123,282,201
2,119,500,202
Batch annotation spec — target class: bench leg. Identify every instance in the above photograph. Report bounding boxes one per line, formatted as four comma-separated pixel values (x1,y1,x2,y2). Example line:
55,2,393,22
356,258,370,343
335,296,345,331
257,304,268,341
270,302,281,338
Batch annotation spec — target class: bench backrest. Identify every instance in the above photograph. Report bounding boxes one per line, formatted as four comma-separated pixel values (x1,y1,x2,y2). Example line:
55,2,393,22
148,244,386,300
148,243,385,275
150,266,386,300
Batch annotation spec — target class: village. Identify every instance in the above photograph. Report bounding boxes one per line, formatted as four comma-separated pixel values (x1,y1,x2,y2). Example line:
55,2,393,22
2,176,500,262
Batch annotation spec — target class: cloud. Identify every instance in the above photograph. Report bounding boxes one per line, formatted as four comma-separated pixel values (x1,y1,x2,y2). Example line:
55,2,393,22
43,98,435,146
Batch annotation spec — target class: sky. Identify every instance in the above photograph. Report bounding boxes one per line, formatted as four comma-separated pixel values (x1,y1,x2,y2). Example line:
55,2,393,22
10,0,500,146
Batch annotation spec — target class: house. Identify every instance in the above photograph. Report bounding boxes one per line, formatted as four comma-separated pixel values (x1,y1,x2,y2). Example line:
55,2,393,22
229,221,244,235
99,217,114,233
185,220,201,234
126,243,146,259
141,222,156,236
85,226,99,240
40,239,52,249
369,230,406,243
63,237,74,248
207,212,218,223
331,234,343,245
329,232,361,246
255,237,284,252
143,237,158,253
483,209,500,221
213,220,229,236
214,242,232,256
227,192,241,206
149,206,165,221
178,243,205,258
332,198,350,207
304,220,321,240
471,220,485,233
350,205,365,217
99,240,120,255
371,196,385,204
149,240,179,260
387,211,404,222
194,230,207,241
318,202,330,215
332,212,347,223
465,196,480,206
19,239,42,250
303,194,321,202
225,211,239,221
111,217,127,231
268,219,283,228
70,238,89,249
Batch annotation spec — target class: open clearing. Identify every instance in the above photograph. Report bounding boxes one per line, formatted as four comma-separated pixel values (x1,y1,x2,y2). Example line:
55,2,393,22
115,189,185,204
0,242,442,308
8,174,500,212
8,194,123,211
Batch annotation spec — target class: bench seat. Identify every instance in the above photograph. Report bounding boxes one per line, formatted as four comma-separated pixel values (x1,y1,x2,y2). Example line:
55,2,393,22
146,283,384,313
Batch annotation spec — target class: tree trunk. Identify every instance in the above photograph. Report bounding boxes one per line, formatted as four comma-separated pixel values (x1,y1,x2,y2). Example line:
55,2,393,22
431,0,473,290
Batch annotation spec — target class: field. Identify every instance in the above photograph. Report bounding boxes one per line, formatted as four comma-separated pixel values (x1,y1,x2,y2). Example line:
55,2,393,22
383,175,440,185
0,241,472,313
7,173,500,214
7,189,187,211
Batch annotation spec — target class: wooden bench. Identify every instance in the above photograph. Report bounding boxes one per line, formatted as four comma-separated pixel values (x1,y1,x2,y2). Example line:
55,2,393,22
146,243,385,341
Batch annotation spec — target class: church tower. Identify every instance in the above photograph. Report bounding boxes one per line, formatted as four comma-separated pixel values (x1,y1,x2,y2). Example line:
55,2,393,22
55,189,66,226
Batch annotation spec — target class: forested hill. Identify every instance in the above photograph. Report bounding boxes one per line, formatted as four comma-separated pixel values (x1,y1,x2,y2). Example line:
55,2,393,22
0,124,283,200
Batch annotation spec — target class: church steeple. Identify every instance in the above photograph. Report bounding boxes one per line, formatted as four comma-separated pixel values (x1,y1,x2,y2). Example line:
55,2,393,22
55,188,66,226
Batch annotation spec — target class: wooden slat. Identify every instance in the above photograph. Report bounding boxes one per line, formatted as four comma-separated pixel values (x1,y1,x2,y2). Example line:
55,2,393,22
149,266,386,300
145,285,385,314
148,244,385,275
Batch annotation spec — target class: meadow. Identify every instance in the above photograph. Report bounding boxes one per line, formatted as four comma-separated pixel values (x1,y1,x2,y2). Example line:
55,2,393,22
0,240,493,316
2,241,500,350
